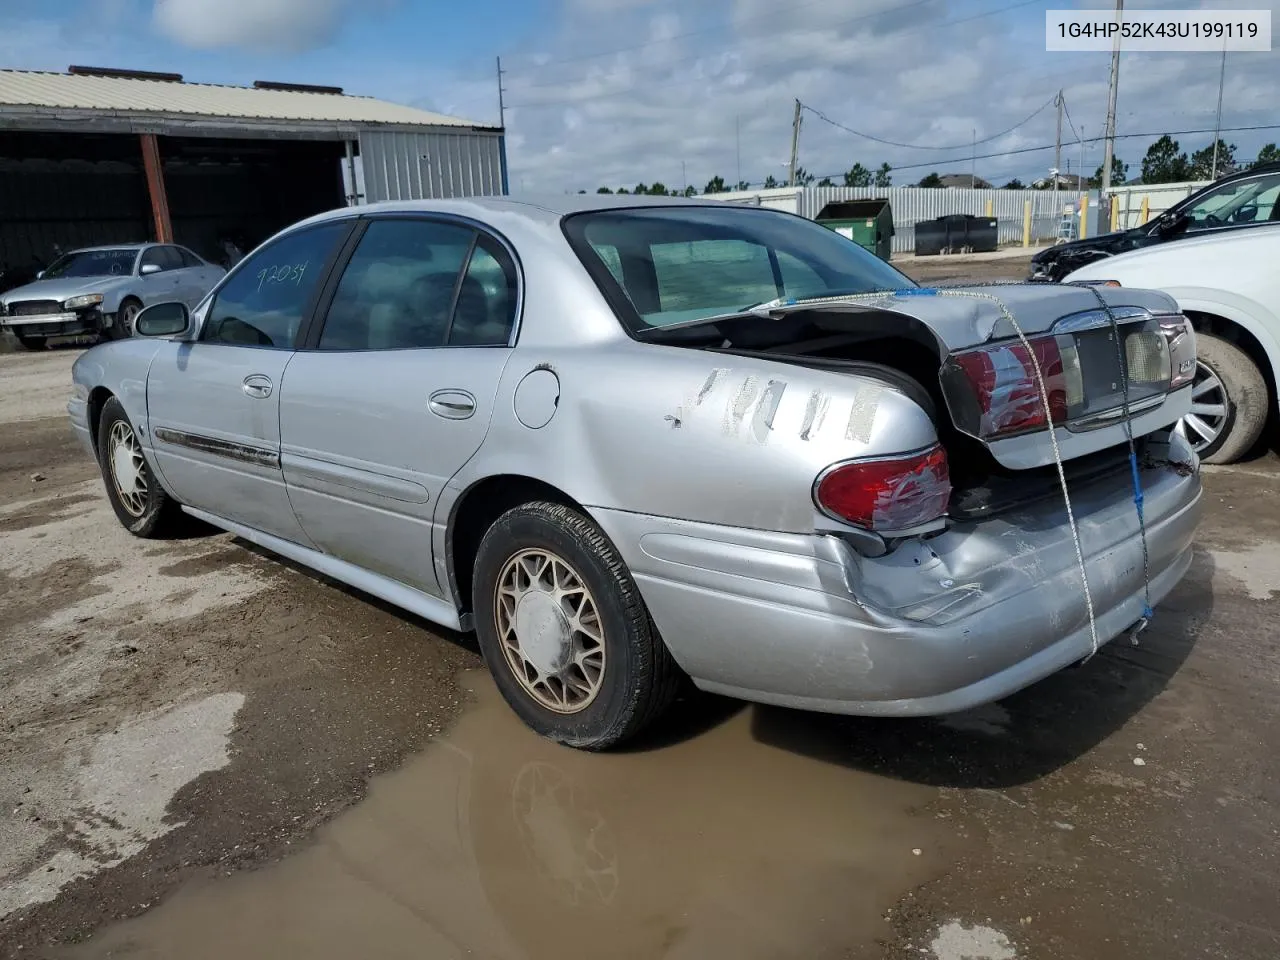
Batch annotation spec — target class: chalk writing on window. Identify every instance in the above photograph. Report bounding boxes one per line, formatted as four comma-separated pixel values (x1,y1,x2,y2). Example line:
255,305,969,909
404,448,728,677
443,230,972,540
256,262,309,292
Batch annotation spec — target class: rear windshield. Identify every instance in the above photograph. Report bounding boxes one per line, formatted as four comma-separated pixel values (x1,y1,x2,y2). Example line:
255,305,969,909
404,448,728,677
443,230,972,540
43,249,137,279
562,205,914,332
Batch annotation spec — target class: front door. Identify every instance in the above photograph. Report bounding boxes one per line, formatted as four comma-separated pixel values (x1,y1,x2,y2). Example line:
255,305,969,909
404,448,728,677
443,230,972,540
146,220,354,544
137,245,186,304
279,217,519,595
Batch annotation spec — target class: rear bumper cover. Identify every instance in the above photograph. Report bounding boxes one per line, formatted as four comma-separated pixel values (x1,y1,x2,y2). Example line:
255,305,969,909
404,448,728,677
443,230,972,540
591,439,1202,717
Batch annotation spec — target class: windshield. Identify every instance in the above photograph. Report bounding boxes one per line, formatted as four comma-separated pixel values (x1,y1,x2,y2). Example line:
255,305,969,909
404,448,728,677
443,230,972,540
562,206,914,332
43,249,137,279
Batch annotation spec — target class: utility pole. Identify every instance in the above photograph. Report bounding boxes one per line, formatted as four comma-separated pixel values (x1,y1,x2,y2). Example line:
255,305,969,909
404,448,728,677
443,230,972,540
788,99,802,187
1212,39,1227,178
496,56,509,195
1079,126,1086,199
1054,90,1063,185
736,115,741,188
971,128,976,189
1100,0,1124,225
681,159,687,195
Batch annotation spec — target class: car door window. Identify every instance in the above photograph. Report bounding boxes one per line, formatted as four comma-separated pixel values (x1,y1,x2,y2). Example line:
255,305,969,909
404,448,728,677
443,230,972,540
317,219,514,351
200,222,348,349
448,236,519,346
1185,173,1280,229
177,247,204,268
140,247,179,273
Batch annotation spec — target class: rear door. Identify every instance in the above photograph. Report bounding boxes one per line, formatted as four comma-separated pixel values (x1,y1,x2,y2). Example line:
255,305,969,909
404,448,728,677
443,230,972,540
146,221,354,544
176,246,225,305
278,216,519,595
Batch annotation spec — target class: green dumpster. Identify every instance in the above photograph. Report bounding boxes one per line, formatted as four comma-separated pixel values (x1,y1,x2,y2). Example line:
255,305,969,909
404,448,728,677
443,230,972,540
815,199,894,261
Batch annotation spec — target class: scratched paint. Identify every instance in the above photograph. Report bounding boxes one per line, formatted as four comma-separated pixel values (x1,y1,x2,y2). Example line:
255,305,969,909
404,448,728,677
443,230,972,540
723,376,761,437
846,383,885,444
751,380,787,444
696,368,728,405
799,389,829,441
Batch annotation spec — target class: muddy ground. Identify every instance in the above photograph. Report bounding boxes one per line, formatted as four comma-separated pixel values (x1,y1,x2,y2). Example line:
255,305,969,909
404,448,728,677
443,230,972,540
2,255,1279,959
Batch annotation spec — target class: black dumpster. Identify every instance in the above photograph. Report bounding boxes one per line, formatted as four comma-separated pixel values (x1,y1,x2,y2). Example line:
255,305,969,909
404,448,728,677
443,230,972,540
913,218,948,256
913,214,999,255
815,199,894,261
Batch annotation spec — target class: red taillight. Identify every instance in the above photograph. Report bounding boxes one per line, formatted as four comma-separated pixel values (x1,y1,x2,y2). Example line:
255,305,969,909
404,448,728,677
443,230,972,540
815,445,951,532
948,336,1068,440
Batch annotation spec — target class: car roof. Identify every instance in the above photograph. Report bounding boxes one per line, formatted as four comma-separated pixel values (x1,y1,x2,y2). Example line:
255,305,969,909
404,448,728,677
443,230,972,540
62,243,152,254
299,192,740,230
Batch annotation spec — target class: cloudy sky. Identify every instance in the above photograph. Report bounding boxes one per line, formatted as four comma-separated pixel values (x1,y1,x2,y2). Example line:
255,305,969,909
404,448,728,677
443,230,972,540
2,0,1277,192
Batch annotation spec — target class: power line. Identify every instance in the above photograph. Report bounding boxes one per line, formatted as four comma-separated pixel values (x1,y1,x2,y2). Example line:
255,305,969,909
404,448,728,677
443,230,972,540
798,122,1280,183
802,96,1056,151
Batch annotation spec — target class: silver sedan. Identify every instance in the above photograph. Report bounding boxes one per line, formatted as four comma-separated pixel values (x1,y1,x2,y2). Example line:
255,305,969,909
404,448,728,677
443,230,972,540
1,243,224,350
67,196,1203,748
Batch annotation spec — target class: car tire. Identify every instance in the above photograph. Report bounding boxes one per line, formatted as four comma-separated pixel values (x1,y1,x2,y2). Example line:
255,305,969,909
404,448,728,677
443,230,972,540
1182,333,1268,465
96,396,184,537
108,298,142,340
15,334,46,351
473,500,681,750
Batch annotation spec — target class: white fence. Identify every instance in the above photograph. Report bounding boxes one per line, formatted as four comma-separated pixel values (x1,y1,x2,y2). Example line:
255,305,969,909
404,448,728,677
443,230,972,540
705,185,1083,254
1105,181,1209,230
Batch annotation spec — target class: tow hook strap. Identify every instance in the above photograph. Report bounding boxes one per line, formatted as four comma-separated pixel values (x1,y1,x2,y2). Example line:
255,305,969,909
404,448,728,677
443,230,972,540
1087,287,1155,644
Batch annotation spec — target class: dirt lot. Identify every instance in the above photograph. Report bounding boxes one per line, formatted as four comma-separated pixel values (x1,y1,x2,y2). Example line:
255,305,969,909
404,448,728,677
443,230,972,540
2,261,1279,959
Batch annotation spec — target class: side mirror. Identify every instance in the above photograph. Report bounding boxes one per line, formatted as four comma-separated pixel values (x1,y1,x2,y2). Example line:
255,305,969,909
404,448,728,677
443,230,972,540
134,301,189,337
35,270,44,280
140,263,162,276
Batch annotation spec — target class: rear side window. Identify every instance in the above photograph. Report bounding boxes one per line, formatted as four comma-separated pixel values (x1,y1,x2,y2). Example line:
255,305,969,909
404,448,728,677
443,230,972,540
200,222,347,349
177,247,204,268
317,219,518,351
562,206,913,332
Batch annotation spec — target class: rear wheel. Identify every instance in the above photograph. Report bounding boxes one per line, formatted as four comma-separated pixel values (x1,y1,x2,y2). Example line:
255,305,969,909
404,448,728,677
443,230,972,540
15,334,46,351
96,396,184,536
1177,332,1267,465
473,501,681,750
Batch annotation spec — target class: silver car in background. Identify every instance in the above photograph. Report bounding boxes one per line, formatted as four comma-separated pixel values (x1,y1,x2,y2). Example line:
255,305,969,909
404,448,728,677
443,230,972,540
0,243,224,350
67,196,1203,749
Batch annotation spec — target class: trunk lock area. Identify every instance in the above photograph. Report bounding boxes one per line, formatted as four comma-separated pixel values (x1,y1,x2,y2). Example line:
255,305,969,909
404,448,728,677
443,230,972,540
846,284,1157,656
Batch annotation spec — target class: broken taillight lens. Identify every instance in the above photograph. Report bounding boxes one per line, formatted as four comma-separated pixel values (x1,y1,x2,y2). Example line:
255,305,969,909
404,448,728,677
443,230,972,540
946,336,1069,439
815,445,951,532
1161,315,1196,391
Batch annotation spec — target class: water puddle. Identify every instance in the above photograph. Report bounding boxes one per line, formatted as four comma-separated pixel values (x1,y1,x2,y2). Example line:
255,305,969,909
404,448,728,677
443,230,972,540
70,674,956,959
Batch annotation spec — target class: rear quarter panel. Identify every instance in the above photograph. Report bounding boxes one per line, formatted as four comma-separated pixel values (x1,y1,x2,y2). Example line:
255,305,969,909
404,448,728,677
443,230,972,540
449,340,939,534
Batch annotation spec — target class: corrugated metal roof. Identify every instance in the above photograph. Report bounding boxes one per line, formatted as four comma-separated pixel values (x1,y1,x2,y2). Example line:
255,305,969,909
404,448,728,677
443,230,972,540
0,70,490,130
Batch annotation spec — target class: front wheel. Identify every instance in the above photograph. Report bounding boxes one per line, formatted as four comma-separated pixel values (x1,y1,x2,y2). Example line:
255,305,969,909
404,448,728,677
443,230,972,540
105,298,141,340
473,501,681,750
1176,332,1268,465
96,396,184,536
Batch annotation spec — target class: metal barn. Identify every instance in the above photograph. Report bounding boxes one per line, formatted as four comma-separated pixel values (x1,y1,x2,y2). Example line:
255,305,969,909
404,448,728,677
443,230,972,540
0,66,505,288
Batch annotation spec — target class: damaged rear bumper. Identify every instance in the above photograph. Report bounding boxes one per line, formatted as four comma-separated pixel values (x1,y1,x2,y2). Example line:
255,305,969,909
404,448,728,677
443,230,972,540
591,438,1202,717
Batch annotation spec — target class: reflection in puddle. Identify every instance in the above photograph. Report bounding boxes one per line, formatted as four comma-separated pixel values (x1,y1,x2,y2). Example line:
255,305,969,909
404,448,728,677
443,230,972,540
72,673,957,960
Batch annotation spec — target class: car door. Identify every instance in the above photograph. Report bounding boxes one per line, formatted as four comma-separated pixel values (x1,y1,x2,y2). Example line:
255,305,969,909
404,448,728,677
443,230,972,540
176,246,224,306
278,216,518,596
136,245,185,303
145,220,354,544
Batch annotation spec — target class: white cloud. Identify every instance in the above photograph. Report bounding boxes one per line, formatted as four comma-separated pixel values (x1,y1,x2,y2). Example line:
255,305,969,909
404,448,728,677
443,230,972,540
151,0,351,53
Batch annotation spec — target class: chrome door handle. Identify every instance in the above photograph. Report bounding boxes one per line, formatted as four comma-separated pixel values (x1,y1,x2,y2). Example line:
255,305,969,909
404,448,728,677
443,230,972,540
428,389,476,420
242,374,273,399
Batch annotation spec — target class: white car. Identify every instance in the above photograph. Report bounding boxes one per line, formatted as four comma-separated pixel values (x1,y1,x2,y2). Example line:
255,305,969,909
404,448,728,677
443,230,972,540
1065,222,1280,464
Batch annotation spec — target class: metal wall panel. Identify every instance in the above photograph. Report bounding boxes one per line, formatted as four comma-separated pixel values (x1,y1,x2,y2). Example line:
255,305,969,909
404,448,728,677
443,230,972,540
705,186,1083,253
359,129,506,202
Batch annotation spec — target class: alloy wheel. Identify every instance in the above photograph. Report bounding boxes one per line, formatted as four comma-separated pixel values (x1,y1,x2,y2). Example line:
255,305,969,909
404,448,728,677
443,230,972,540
107,419,149,517
1174,359,1230,454
495,549,607,714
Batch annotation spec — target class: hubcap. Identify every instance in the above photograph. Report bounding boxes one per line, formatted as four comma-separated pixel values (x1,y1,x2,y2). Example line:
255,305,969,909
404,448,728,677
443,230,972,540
495,549,606,714
107,420,149,517
1174,359,1230,453
121,303,139,336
